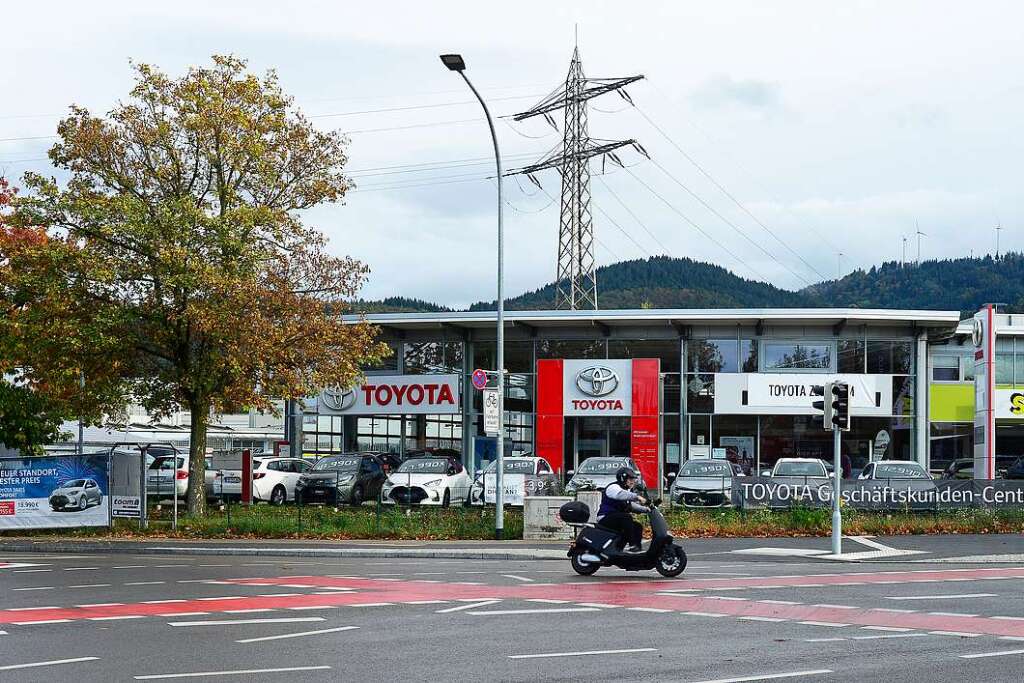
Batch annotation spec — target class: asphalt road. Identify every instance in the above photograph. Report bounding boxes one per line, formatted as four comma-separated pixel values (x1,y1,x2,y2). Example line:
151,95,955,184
3,537,1024,682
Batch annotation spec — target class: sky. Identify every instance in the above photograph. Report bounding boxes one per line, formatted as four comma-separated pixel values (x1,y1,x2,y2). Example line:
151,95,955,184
4,1,1024,308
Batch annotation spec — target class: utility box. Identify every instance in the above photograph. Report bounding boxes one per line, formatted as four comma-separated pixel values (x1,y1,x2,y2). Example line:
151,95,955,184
524,496,574,540
576,490,602,524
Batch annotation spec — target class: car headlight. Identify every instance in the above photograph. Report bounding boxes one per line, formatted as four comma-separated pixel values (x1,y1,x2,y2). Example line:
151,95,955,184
337,475,354,485
423,478,442,488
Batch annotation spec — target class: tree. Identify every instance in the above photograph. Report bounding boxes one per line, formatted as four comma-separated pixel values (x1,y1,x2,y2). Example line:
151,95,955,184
9,56,388,512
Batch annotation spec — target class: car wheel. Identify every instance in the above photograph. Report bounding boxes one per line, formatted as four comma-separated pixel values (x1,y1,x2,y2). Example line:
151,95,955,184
350,485,364,507
570,553,600,576
655,546,688,578
270,485,287,506
441,488,451,508
79,496,89,510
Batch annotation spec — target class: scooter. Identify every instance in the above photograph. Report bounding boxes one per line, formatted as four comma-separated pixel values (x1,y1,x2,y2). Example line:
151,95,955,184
560,499,688,577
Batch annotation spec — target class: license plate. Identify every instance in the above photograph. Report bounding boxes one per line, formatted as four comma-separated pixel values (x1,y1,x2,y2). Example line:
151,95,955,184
225,477,241,483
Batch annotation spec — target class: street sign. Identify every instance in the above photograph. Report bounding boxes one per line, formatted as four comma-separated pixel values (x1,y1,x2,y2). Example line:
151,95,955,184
483,387,500,435
472,368,489,390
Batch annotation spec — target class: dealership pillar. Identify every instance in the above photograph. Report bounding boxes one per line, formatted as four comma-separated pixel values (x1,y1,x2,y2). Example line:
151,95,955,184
915,330,929,469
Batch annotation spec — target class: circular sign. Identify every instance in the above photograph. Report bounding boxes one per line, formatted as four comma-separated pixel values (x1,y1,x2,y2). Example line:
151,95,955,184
471,368,489,390
575,366,619,397
972,318,984,348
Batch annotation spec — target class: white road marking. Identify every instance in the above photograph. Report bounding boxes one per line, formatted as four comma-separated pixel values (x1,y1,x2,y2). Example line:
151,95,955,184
12,619,73,625
436,600,502,614
236,626,359,644
468,608,602,616
8,606,58,611
861,626,913,632
798,621,849,628
134,665,332,679
112,565,146,569
739,617,787,623
69,584,112,588
12,569,52,573
960,648,1024,659
63,567,99,571
509,648,657,660
930,631,981,637
527,599,569,604
287,606,339,611
12,586,54,591
223,609,275,614
88,616,145,621
628,607,672,613
143,599,187,604
77,602,123,608
576,603,621,609
125,581,166,586
351,602,393,607
681,611,729,617
502,574,534,582
929,612,978,617
0,656,100,672
852,634,929,641
168,617,325,627
887,594,996,601
687,669,832,683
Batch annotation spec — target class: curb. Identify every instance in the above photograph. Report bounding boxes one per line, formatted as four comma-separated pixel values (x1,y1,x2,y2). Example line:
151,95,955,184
0,541,567,561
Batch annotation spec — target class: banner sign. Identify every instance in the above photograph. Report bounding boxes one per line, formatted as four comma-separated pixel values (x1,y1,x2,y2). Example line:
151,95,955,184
714,373,893,416
563,359,633,416
0,454,111,529
309,374,460,416
111,495,141,518
483,473,525,506
729,477,1024,511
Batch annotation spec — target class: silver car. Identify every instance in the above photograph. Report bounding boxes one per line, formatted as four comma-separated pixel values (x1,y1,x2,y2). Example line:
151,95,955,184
49,478,102,511
469,455,561,506
564,457,647,496
672,460,736,508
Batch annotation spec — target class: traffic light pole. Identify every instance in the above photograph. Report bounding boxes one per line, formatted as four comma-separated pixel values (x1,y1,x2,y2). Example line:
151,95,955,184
831,424,842,555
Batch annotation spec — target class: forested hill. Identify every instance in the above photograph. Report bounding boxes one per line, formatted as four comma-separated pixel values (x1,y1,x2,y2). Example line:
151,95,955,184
468,256,807,310
804,254,1024,316
354,254,1024,315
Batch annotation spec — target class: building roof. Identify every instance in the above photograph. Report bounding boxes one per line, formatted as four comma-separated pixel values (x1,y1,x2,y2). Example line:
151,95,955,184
346,308,961,331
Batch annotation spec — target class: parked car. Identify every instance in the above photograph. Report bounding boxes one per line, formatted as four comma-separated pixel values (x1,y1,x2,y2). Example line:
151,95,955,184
382,454,471,506
858,461,932,480
671,460,735,508
564,457,647,496
49,478,103,511
763,458,831,508
369,452,403,475
296,453,386,506
250,457,314,505
1006,457,1024,480
469,455,561,506
942,456,1017,479
146,454,223,501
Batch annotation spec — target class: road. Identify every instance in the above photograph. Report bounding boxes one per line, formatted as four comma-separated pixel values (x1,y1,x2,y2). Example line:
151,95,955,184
3,536,1024,681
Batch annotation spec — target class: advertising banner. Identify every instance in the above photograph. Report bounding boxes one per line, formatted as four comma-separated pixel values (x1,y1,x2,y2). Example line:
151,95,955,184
714,373,893,416
111,495,142,518
307,374,461,416
0,454,111,529
562,359,633,416
484,473,525,506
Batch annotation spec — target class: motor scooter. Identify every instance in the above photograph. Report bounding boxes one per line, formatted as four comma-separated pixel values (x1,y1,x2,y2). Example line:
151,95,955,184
559,499,687,577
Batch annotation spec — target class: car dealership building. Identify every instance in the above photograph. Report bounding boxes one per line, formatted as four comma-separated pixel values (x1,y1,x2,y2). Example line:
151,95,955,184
309,307,969,486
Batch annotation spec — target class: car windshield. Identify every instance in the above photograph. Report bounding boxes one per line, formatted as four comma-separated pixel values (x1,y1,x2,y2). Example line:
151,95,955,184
874,463,929,479
151,457,184,470
483,460,534,474
774,462,826,477
577,459,630,474
312,457,361,472
680,462,732,477
62,479,86,488
396,458,449,474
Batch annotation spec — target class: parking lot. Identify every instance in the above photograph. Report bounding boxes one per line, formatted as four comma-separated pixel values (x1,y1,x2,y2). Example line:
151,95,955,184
3,537,1024,681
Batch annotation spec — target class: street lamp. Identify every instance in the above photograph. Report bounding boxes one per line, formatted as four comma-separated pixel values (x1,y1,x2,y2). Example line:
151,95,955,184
440,53,506,540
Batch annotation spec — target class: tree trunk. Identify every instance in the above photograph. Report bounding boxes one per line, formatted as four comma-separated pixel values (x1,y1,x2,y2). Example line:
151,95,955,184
187,399,209,515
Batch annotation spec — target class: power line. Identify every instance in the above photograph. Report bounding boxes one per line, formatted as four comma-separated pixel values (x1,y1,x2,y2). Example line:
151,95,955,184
624,167,767,281
308,94,540,119
634,103,825,283
594,175,671,255
646,158,812,287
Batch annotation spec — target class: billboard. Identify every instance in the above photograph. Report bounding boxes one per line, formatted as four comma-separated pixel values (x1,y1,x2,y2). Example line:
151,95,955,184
306,374,461,416
0,454,111,529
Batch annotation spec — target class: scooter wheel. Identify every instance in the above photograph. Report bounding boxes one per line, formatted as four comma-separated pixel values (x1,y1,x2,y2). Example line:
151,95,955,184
655,546,688,577
570,554,600,576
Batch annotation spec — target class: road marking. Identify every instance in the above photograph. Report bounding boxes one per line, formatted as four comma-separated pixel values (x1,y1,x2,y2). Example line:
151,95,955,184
13,569,52,573
862,626,913,632
687,669,832,683
960,648,1024,659
223,609,275,614
125,582,166,586
76,603,123,608
112,565,146,569
12,586,54,591
236,626,359,643
527,599,569,604
8,606,58,611
682,612,729,617
851,633,929,641
437,600,502,614
0,656,100,672
168,617,325,627
12,619,73,625
502,575,534,582
929,612,978,617
798,622,849,628
143,599,187,604
134,665,332,679
88,616,145,621
629,607,672,613
887,594,997,601
468,608,602,616
69,584,112,588
509,648,657,660
930,631,981,637
63,567,99,571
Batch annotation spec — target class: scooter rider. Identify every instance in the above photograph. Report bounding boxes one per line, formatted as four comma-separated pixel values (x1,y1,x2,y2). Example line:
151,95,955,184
596,467,649,552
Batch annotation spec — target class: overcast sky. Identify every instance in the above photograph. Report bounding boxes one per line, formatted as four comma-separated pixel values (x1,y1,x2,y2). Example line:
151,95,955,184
4,1,1023,307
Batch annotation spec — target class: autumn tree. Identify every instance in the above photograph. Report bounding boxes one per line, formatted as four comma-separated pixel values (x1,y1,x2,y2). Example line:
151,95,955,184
9,56,387,512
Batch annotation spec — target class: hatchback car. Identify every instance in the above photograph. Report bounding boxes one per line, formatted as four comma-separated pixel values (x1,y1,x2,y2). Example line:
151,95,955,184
672,460,736,508
49,478,102,511
146,455,223,501
469,455,560,506
250,457,314,505
382,455,471,506
296,453,386,506
564,457,647,496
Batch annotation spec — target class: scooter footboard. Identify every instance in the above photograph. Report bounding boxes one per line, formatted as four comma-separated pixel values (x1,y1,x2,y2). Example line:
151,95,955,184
577,527,620,556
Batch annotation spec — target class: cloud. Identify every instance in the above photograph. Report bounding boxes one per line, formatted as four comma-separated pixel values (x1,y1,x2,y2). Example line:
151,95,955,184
689,75,782,111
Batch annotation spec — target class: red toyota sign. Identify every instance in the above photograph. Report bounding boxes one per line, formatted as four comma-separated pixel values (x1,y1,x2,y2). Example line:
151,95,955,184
313,374,460,415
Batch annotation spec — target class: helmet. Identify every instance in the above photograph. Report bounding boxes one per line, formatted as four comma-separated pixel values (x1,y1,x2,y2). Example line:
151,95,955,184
615,467,637,486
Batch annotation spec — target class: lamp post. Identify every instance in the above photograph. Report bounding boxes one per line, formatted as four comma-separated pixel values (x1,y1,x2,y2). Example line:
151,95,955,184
440,53,506,540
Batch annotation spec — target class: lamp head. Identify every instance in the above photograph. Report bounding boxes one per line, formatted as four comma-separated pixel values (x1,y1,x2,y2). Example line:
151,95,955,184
440,54,466,72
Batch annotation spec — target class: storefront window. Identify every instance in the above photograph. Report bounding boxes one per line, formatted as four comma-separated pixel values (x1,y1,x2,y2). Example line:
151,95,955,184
930,422,971,473
740,339,758,372
363,342,399,371
687,339,743,372
662,373,681,413
536,339,606,360
996,353,1014,384
931,354,960,382
892,376,915,415
404,342,463,374
472,341,533,373
608,339,681,372
685,374,714,413
866,340,913,374
472,373,534,413
763,342,832,371
712,415,757,474
689,414,710,450
838,339,865,373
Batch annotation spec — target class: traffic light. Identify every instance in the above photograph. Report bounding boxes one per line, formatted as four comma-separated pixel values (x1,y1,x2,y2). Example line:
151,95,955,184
810,383,832,431
831,381,851,431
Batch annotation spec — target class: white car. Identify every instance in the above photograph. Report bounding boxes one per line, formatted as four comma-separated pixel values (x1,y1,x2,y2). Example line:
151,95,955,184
251,457,314,505
382,455,472,507
146,455,223,501
49,478,103,511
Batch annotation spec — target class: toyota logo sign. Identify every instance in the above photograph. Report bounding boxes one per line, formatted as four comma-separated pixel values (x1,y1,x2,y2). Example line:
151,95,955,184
320,386,356,412
576,366,620,397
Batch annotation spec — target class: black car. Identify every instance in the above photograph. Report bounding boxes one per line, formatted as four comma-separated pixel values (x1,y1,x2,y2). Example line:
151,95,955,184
295,453,386,506
369,452,403,475
941,456,1019,479
1006,457,1024,480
